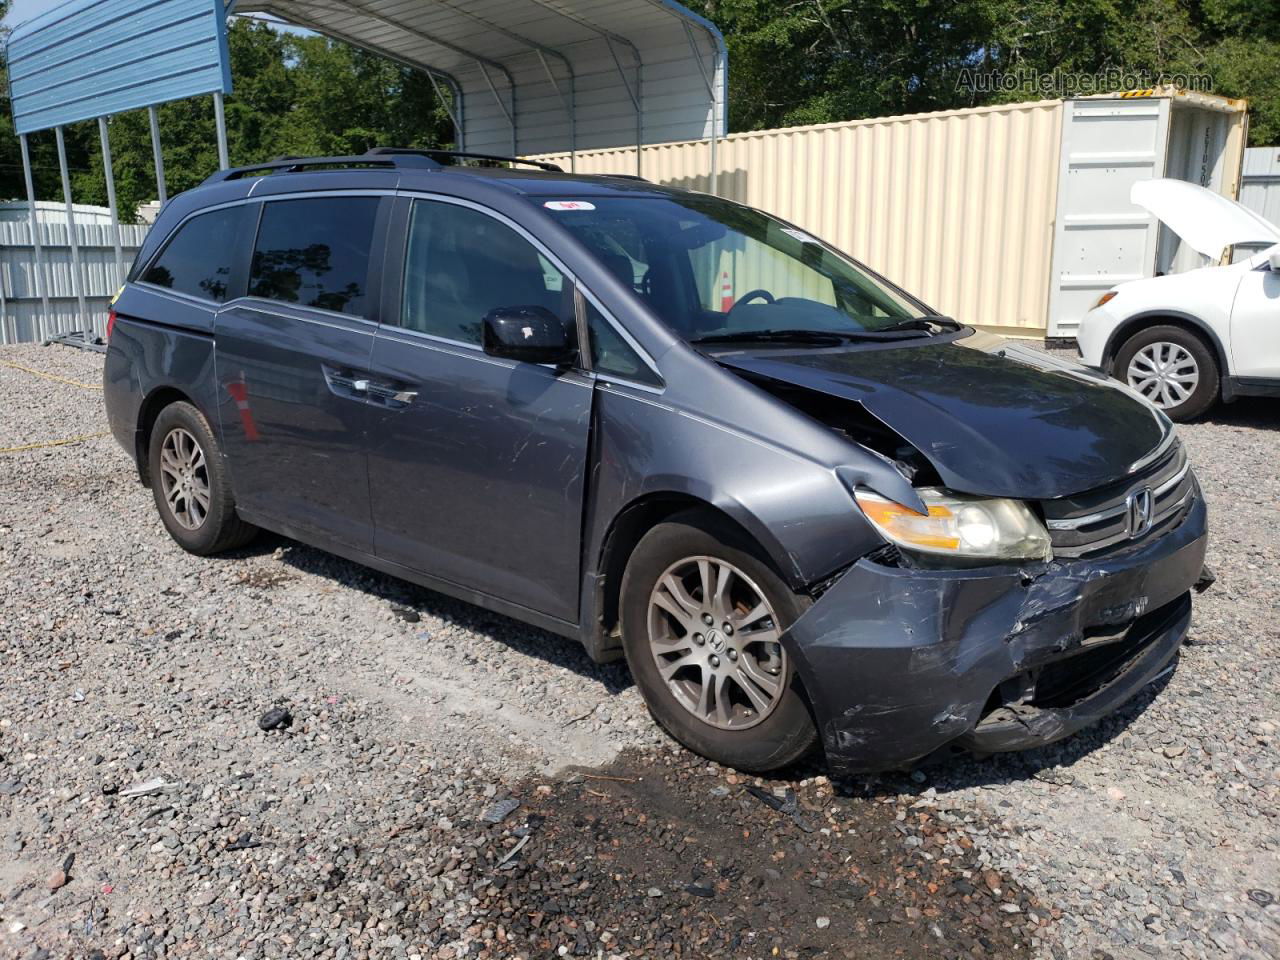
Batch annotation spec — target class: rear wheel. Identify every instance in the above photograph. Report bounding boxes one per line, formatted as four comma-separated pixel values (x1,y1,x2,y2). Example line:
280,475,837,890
620,513,817,772
148,401,257,555
1112,324,1219,421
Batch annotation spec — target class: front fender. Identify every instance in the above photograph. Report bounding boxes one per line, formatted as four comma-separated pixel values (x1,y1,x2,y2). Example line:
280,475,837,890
583,384,889,596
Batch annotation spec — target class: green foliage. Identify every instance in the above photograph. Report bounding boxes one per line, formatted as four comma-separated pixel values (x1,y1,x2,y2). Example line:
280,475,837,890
0,17,452,217
689,0,1278,144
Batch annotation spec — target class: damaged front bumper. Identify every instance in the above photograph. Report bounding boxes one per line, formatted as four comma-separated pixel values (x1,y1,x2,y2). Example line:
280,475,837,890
784,489,1209,775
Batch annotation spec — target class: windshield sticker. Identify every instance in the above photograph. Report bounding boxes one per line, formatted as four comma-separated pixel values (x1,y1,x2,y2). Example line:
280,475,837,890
781,227,819,244
544,200,596,211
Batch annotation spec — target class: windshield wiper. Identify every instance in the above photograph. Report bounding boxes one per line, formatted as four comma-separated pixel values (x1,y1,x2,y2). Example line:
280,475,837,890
878,315,962,334
691,328,848,346
691,328,926,346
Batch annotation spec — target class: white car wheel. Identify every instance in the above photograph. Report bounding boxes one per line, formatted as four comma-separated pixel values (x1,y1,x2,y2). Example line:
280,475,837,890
1126,341,1200,410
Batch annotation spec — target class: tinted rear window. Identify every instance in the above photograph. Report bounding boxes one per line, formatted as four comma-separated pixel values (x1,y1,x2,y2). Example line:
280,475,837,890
142,206,243,302
249,197,379,316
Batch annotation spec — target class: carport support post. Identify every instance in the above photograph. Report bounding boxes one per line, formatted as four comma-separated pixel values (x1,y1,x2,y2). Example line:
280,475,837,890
98,116,126,283
18,134,51,340
213,92,230,170
149,106,168,205
54,125,90,336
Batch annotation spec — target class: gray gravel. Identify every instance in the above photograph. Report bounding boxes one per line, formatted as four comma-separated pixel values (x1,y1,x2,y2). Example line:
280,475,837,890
1,341,1278,959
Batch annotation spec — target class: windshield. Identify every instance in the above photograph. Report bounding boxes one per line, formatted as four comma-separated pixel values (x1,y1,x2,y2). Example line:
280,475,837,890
545,194,922,343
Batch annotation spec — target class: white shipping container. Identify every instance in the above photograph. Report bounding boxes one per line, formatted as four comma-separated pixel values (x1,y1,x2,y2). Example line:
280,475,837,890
1046,90,1250,336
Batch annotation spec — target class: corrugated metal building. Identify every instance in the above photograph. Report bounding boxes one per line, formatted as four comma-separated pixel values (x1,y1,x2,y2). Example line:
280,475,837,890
1239,146,1280,257
0,207,147,344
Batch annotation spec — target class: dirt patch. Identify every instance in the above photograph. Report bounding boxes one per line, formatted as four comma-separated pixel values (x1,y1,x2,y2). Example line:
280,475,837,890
392,751,1043,959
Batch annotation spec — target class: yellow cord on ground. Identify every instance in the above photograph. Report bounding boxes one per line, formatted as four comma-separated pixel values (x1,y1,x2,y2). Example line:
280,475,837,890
0,354,107,452
0,357,102,390
0,430,111,454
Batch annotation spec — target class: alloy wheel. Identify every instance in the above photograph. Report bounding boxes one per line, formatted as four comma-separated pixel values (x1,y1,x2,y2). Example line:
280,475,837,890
646,556,788,730
1127,342,1200,410
158,427,211,530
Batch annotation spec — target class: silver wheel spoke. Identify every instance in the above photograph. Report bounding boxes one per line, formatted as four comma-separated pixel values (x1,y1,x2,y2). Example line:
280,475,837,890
737,654,781,697
662,574,700,615
713,674,732,726
710,563,732,619
653,589,696,632
733,666,773,715
657,648,698,680
733,600,770,630
693,670,713,717
696,559,714,606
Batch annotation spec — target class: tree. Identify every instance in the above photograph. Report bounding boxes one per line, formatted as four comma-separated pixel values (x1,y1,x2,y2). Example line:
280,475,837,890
688,0,1279,144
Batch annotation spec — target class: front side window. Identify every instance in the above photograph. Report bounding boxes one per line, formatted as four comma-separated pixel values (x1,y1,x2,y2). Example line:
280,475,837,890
400,199,571,344
249,197,379,316
142,206,243,302
545,195,919,342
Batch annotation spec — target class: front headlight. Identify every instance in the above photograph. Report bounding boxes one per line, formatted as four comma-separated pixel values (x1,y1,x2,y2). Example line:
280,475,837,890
854,487,1052,563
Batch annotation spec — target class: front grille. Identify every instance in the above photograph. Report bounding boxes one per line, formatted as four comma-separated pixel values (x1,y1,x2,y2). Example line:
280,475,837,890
1040,436,1195,558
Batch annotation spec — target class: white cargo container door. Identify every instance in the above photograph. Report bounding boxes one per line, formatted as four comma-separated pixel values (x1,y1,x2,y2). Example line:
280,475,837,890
1047,98,1170,337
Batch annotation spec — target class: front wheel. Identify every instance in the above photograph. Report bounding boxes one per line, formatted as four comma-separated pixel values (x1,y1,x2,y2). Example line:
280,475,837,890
620,513,817,772
1112,325,1219,421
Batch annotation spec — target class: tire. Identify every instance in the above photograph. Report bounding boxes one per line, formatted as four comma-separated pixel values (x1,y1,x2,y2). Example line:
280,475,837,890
147,401,257,555
620,512,817,772
1112,324,1219,421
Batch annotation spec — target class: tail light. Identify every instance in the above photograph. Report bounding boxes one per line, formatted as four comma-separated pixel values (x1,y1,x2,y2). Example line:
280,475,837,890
106,285,123,341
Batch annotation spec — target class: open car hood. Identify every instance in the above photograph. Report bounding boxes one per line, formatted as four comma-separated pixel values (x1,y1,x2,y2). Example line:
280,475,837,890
718,338,1171,500
1131,178,1280,260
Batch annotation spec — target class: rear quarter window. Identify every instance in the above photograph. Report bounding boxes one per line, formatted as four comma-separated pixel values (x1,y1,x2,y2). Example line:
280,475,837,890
141,206,244,303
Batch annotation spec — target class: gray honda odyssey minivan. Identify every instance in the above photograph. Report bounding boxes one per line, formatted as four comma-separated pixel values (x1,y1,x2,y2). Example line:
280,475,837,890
104,149,1210,775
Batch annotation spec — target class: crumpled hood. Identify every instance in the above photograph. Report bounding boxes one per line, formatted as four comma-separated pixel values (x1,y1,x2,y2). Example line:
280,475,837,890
1131,178,1280,260
718,336,1170,500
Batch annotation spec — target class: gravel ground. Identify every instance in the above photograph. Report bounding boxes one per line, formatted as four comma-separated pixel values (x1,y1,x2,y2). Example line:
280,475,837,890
0,341,1277,959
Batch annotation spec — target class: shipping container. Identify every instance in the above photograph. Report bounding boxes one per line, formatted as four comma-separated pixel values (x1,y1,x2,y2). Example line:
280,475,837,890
1046,90,1249,336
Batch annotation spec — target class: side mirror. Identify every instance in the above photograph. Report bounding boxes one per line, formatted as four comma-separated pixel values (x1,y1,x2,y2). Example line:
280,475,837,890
482,305,575,365
1269,248,1280,272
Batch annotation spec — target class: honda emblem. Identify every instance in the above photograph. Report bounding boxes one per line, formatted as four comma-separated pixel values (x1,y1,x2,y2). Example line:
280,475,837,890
1125,487,1154,539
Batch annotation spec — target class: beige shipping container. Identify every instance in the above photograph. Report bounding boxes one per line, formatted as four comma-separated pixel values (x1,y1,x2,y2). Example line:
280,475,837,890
539,90,1248,338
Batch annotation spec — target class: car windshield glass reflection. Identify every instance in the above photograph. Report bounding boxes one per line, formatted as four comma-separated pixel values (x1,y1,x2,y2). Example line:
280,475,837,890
547,195,922,343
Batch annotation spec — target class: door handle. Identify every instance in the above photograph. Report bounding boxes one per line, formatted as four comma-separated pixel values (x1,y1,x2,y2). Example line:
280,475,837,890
366,382,418,407
322,365,372,401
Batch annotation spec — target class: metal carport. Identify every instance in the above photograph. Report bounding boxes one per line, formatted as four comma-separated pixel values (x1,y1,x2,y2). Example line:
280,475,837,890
241,0,727,169
4,0,727,346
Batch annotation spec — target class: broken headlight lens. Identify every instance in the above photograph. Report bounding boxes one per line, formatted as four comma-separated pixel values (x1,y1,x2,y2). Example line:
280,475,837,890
854,488,1052,563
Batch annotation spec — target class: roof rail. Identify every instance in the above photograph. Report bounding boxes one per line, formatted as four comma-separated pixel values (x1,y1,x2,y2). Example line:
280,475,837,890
202,152,440,185
364,147,564,173
201,147,565,187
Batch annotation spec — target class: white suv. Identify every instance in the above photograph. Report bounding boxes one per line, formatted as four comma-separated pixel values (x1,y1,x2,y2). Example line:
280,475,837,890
1077,178,1280,421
